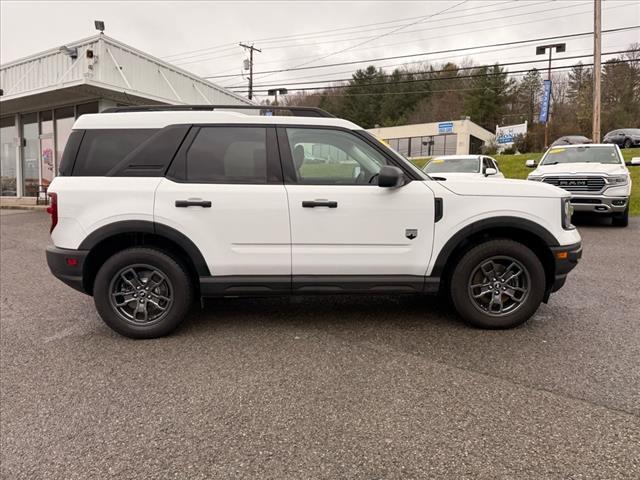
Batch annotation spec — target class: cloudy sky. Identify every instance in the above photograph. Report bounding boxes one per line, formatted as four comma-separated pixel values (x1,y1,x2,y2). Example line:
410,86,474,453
1,0,638,100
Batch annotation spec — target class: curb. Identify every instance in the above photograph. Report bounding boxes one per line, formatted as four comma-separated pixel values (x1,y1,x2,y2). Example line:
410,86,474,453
0,205,48,211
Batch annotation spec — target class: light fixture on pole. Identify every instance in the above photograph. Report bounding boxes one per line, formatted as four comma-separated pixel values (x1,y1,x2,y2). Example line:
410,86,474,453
536,43,566,147
94,20,105,34
267,88,288,106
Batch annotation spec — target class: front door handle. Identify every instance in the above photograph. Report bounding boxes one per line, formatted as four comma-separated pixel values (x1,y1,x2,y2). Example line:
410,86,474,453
302,200,338,208
175,200,212,208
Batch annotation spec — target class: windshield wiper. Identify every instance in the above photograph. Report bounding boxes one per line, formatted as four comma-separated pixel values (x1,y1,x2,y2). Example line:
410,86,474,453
543,161,559,165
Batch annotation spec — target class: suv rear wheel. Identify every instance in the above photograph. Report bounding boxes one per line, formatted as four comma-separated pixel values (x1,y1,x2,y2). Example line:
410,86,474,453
93,248,193,338
450,239,546,329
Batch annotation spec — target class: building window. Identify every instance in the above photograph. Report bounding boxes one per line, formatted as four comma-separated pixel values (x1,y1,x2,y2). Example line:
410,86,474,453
397,138,410,157
0,117,17,197
21,113,40,197
40,110,55,189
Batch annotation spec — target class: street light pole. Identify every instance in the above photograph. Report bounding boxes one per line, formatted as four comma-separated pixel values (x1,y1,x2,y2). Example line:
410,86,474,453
536,43,566,148
545,48,553,149
592,0,602,142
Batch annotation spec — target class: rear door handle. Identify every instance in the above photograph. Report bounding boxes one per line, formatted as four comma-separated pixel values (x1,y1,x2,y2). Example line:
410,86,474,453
175,200,212,208
302,200,338,208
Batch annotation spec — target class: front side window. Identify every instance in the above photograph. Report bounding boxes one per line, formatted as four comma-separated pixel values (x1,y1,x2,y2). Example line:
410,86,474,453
286,128,387,185
186,127,267,183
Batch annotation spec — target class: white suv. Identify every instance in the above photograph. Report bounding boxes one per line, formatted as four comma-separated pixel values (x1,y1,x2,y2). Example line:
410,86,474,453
526,144,638,227
46,105,582,338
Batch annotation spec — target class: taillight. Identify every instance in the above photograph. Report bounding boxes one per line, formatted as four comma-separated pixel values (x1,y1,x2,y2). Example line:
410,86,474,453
46,192,58,233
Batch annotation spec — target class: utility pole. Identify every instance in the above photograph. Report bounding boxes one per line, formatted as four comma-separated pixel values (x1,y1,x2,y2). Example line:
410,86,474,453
592,0,602,142
239,43,261,101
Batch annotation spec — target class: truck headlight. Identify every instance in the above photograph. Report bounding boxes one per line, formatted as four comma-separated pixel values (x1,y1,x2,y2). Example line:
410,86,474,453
562,197,575,230
606,175,628,185
528,175,543,181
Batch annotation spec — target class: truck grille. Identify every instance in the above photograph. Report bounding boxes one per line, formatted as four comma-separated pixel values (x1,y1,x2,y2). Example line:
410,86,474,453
542,176,605,193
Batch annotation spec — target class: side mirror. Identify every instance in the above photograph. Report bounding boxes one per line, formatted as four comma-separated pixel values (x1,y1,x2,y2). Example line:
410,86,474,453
378,165,404,188
626,157,640,166
484,167,498,176
525,159,537,168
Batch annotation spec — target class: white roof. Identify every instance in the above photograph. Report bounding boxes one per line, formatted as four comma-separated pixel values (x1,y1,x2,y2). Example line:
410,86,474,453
0,34,250,107
73,110,362,130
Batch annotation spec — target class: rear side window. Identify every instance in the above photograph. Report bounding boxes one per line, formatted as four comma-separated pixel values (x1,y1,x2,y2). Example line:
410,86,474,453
185,127,267,183
73,129,157,176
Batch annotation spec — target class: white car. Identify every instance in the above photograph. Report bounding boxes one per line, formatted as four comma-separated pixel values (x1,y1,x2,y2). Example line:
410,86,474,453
45,105,581,338
526,144,639,227
422,155,504,180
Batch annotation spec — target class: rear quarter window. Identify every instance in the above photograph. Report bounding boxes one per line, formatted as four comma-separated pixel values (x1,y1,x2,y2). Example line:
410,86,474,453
72,129,158,176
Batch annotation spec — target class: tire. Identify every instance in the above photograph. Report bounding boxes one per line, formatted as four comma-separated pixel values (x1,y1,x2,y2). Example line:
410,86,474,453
93,247,193,339
449,239,546,329
612,206,629,227
623,139,631,149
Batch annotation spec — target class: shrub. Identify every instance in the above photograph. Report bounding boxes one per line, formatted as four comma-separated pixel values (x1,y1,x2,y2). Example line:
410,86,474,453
513,134,532,154
482,139,499,155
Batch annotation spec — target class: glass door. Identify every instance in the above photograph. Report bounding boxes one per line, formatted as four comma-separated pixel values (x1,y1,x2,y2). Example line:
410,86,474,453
21,113,39,197
40,110,55,190
0,117,17,196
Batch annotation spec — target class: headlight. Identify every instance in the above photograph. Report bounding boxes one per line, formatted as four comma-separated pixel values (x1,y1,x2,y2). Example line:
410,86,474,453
562,197,575,230
606,175,628,186
528,175,543,181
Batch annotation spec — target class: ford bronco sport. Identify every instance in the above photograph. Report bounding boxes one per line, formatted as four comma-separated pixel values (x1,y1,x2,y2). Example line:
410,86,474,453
46,105,582,338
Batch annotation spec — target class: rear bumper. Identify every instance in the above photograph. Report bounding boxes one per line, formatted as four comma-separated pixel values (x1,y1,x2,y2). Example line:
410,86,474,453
571,195,628,213
549,241,582,294
46,246,89,294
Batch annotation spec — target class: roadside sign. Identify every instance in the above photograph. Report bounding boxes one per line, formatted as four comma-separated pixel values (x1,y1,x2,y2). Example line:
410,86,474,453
539,80,552,123
496,121,528,146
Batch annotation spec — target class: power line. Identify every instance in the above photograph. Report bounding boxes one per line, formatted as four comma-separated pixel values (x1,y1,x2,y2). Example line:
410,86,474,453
160,0,517,61
249,0,471,84
218,41,632,89
203,1,634,80
231,58,636,94
176,0,567,67
205,25,638,80
236,49,634,90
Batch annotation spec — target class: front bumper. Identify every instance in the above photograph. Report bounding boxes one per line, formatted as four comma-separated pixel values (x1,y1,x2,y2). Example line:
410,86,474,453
46,246,89,294
548,241,582,295
570,195,628,213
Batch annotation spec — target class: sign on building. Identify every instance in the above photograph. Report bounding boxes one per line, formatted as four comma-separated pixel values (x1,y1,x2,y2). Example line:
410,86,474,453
496,121,528,148
438,121,454,134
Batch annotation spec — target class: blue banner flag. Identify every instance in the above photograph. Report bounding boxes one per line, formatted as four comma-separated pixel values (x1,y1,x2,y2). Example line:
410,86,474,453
539,80,552,123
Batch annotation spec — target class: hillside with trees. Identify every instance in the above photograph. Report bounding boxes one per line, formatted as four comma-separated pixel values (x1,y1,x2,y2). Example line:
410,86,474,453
282,45,639,151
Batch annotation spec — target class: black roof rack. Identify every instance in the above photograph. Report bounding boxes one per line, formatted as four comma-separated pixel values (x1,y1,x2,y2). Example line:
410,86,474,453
101,105,335,118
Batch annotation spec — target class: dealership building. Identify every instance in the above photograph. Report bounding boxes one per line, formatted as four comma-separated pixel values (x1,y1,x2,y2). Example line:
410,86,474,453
0,34,250,201
368,117,495,158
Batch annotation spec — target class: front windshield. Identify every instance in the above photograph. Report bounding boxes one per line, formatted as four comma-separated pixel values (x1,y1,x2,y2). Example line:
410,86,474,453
424,157,479,173
541,146,622,165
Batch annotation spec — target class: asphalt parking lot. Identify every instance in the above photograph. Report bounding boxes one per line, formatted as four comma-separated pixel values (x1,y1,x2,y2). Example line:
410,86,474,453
1,210,639,479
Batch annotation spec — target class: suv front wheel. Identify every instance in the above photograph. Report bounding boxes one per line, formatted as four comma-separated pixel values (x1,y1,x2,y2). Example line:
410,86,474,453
93,248,193,339
450,239,546,329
